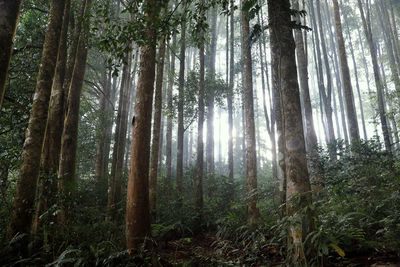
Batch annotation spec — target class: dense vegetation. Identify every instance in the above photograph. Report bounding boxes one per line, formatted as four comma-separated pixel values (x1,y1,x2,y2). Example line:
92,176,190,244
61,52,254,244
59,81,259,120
1,0,400,266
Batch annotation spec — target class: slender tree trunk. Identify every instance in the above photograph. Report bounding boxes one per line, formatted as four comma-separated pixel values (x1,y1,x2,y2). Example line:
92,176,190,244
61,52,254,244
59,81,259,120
357,0,392,153
125,0,159,251
259,2,278,182
270,16,286,207
315,0,335,144
95,70,113,189
322,1,347,143
0,0,22,109
387,1,400,72
206,7,218,177
124,51,139,173
8,0,66,238
58,0,91,224
377,1,400,98
107,49,133,219
332,0,360,142
33,0,71,233
227,0,235,198
378,44,400,149
241,0,259,226
63,9,81,112
195,4,205,213
176,3,187,197
166,34,176,187
292,0,320,189
268,0,313,263
342,6,367,139
149,37,166,221
100,75,118,191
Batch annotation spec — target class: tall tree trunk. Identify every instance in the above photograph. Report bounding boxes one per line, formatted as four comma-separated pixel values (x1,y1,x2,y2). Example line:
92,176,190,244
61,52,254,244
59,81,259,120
332,0,360,142
342,7,367,139
107,49,133,219
309,0,335,150
270,16,286,208
227,0,235,198
195,3,206,213
98,75,118,193
376,1,400,99
357,0,392,153
166,34,176,188
0,0,22,109
58,0,91,224
149,37,166,221
387,0,400,73
176,3,187,198
315,0,335,145
33,0,71,233
259,2,278,182
206,7,218,177
8,0,66,238
241,0,259,226
124,51,139,173
125,0,159,252
292,0,320,190
322,1,347,143
95,70,113,190
268,0,313,263
378,44,400,149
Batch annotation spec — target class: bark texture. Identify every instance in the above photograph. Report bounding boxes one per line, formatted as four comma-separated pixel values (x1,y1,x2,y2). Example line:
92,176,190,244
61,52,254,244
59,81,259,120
8,0,66,238
241,0,259,226
33,0,71,233
125,0,159,251
268,0,313,263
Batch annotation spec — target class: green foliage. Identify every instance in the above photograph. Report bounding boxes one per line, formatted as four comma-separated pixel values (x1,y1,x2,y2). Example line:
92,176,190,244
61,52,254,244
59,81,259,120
298,140,400,265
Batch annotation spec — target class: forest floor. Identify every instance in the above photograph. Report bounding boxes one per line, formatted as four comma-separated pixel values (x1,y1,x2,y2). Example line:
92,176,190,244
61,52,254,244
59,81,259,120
160,234,400,266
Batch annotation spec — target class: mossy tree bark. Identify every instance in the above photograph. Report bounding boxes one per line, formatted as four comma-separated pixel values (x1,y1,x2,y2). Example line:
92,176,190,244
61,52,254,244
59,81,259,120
241,0,260,226
8,0,66,238
0,0,22,109
268,0,314,264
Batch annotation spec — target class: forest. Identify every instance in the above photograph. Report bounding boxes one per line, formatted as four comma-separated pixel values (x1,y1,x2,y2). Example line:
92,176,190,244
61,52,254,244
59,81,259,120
0,0,400,266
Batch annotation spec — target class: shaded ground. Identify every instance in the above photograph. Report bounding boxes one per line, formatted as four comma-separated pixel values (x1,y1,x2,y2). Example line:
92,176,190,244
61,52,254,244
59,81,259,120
159,234,400,266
